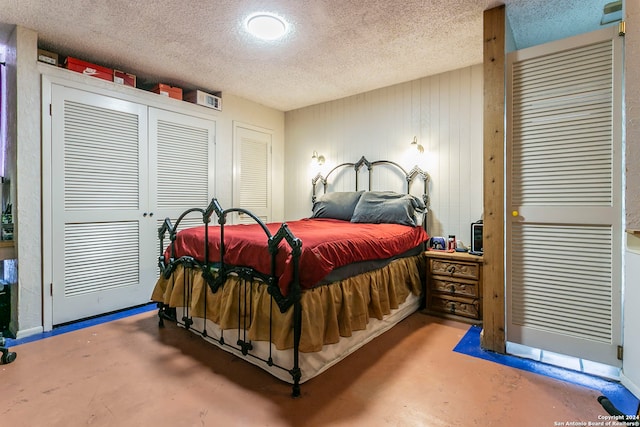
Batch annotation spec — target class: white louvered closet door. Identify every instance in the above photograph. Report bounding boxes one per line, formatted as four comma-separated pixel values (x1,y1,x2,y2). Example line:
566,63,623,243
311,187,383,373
51,85,151,325
149,108,215,263
233,123,272,223
506,27,623,367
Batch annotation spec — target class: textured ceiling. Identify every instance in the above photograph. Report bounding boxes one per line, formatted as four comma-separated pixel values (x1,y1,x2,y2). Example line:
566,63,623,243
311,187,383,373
0,0,613,111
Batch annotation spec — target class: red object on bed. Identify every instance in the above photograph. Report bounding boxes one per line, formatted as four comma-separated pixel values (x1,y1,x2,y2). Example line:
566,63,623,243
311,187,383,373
165,218,428,295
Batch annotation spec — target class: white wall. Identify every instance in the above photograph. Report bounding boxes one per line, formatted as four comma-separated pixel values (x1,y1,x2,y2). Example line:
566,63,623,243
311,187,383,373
220,94,285,221
284,64,483,246
8,25,285,337
7,26,43,337
622,0,640,400
623,238,640,398
626,3,640,231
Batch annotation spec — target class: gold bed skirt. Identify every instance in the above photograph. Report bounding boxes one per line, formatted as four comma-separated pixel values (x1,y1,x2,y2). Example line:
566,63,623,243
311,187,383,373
151,254,424,353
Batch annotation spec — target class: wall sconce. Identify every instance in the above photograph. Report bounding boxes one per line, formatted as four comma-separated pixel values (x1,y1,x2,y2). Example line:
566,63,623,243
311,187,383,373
312,150,325,165
410,136,424,154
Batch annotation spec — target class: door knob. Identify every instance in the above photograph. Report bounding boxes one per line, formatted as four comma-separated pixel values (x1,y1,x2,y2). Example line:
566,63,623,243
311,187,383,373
511,210,519,217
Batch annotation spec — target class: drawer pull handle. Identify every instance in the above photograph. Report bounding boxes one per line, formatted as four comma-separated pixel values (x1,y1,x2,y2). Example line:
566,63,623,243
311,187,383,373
449,285,456,294
449,302,456,313
447,265,456,274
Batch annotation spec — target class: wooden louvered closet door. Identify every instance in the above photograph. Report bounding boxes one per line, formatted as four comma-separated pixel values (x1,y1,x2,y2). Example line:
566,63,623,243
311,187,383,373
51,85,152,325
506,27,623,367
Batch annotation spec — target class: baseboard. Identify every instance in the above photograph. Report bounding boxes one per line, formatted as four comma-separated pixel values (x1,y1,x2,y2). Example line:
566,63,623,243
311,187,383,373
621,372,640,401
15,325,44,339
6,303,157,347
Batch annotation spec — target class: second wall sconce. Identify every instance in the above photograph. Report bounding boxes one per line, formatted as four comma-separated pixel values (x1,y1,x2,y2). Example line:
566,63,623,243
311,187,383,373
410,136,424,154
312,150,325,165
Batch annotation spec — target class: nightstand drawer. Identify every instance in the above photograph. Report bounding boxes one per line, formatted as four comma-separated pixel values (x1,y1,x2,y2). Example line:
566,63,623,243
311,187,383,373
431,278,479,298
428,295,480,319
430,259,479,280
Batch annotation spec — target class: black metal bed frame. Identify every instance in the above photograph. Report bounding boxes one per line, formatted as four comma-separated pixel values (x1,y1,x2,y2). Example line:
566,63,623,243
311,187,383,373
157,199,305,396
156,156,429,397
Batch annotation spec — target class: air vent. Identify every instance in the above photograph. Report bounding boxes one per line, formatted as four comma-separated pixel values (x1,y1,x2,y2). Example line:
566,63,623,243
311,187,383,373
601,0,622,25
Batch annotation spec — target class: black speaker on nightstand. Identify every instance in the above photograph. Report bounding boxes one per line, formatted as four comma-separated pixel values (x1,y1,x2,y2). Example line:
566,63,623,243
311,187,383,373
471,220,483,254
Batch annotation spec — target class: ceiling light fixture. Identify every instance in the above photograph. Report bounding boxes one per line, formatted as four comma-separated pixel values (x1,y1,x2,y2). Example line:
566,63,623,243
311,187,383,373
246,13,288,41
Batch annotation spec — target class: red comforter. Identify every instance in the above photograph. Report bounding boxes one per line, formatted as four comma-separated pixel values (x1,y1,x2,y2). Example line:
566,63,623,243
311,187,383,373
166,218,428,295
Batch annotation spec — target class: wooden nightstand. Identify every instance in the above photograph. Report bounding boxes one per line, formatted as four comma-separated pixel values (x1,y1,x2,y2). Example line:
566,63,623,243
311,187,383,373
423,251,483,323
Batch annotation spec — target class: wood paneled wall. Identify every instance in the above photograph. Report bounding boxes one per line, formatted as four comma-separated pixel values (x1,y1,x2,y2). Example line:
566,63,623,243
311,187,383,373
284,64,483,246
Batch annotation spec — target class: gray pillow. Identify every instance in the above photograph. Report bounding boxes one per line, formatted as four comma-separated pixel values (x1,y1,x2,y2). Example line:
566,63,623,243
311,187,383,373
311,191,364,221
351,191,425,227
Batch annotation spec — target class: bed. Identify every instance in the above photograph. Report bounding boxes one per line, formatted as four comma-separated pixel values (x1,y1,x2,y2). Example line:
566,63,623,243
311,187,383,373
151,156,430,396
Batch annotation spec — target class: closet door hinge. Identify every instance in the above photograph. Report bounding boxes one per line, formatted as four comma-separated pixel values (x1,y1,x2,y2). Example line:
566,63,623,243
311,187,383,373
49,104,52,116
50,283,53,296
619,21,625,37
617,345,623,361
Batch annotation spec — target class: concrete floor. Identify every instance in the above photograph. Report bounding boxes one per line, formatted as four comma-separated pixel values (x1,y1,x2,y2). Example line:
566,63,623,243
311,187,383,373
0,311,609,426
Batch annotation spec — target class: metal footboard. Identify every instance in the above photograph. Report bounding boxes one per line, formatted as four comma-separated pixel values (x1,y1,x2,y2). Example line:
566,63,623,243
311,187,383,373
156,198,304,397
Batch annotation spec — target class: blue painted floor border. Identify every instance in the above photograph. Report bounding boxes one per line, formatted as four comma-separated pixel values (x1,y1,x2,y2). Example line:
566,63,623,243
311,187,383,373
454,325,640,416
2,302,157,347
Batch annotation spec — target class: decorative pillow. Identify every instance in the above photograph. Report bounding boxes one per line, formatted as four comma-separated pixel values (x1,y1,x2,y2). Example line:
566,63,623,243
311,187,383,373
311,191,364,221
351,191,425,227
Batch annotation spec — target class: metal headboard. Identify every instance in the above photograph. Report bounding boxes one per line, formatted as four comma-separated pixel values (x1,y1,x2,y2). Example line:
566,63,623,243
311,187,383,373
311,156,430,230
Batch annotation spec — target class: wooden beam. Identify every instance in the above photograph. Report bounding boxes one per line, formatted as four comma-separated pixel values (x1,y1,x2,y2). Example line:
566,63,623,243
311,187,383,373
481,5,506,353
